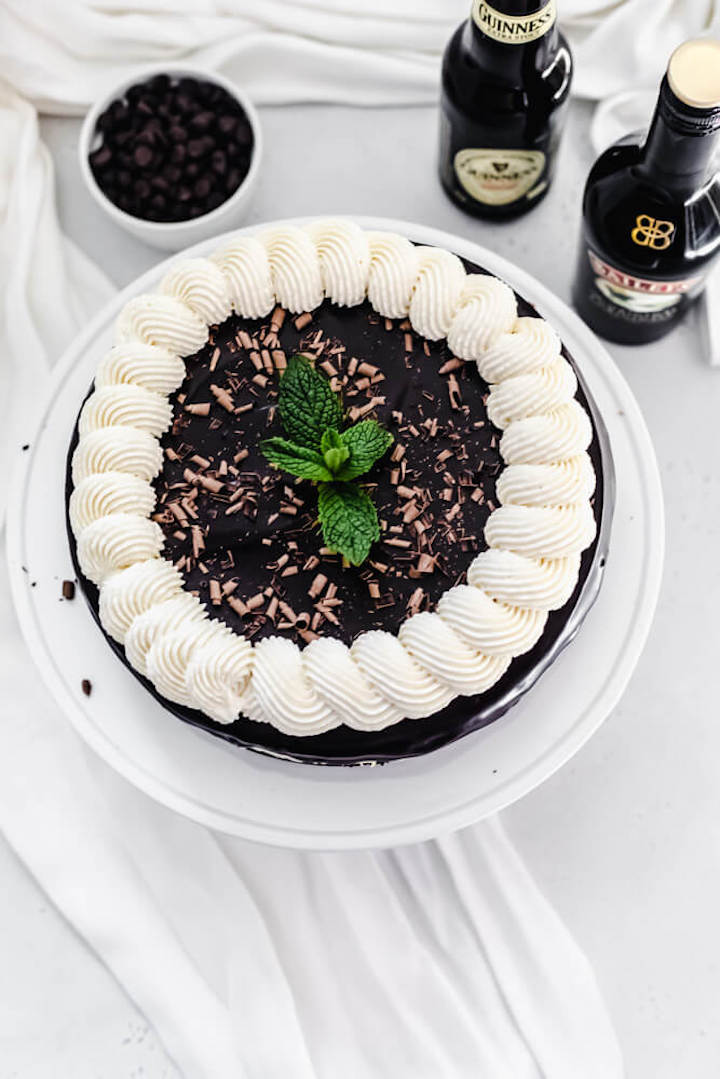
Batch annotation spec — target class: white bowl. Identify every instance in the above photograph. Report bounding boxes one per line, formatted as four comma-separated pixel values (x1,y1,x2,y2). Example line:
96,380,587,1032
78,65,262,251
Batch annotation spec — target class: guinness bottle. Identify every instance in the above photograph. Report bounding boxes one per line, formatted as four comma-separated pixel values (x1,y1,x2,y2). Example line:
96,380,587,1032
438,0,573,219
573,39,720,345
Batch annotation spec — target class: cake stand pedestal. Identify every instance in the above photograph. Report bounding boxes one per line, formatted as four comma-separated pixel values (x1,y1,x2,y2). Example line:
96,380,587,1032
7,218,664,850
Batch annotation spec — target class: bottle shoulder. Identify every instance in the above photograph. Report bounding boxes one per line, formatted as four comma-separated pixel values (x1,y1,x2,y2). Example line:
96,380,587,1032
441,20,572,113
582,151,720,275
584,139,643,188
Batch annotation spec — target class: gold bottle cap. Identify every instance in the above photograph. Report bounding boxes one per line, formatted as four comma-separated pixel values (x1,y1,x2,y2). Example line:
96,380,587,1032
668,38,720,110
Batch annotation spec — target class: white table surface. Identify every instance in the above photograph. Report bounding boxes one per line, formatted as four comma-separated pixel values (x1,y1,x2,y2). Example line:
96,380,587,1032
2,99,718,1079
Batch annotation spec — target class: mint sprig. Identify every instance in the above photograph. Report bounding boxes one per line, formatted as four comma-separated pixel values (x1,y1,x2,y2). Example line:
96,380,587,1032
278,355,343,448
261,437,333,482
320,428,350,474
334,421,394,482
317,482,380,567
260,355,393,566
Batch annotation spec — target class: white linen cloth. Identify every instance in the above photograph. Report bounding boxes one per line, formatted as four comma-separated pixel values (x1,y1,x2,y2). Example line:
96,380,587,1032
2,0,719,113
4,1,715,1073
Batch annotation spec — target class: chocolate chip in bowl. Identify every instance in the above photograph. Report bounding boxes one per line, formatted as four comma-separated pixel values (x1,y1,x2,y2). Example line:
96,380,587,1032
79,67,262,250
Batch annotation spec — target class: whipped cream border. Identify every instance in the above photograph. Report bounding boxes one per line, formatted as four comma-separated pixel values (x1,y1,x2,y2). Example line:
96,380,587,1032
69,220,597,735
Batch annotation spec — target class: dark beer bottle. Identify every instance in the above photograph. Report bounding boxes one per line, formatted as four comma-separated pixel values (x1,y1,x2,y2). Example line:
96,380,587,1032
573,38,720,345
438,1,573,219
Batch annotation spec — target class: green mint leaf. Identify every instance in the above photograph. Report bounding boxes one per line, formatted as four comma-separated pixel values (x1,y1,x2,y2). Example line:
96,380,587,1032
260,437,333,482
334,420,394,481
321,428,350,475
317,482,380,567
278,355,343,449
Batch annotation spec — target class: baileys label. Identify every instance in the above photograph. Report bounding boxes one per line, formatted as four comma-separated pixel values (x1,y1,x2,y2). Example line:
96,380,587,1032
454,148,546,206
471,0,557,45
587,250,703,316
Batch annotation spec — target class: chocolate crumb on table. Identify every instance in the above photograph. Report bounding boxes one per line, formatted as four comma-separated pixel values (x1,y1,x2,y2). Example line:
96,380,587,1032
61,580,76,601
154,297,503,648
81,679,92,697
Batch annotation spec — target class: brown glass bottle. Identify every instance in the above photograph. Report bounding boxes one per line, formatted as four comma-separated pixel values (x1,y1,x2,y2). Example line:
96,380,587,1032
573,39,720,345
438,0,573,219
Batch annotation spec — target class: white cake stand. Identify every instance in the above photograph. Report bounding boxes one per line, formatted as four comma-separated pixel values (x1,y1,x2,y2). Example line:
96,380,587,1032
6,218,664,850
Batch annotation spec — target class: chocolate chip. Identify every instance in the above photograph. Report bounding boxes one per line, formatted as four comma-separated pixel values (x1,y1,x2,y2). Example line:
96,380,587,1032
89,145,112,170
187,138,206,159
111,102,130,127
133,144,154,168
177,77,200,95
218,114,239,136
175,92,194,114
194,176,212,199
136,127,157,147
190,110,215,133
226,167,242,193
211,149,227,175
235,120,253,147
149,73,170,94
196,80,217,103
81,679,92,697
126,83,144,105
61,580,76,600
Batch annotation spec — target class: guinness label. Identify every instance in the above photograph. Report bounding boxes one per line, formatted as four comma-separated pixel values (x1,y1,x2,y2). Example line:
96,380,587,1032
454,148,546,206
588,250,702,315
471,0,557,45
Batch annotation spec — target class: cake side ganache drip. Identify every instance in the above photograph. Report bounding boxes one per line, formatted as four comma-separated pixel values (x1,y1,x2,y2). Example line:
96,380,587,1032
69,220,596,734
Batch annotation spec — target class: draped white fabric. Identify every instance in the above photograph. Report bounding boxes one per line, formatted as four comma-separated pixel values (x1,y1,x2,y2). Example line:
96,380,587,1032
2,1,713,1073
2,0,719,113
0,549,623,1076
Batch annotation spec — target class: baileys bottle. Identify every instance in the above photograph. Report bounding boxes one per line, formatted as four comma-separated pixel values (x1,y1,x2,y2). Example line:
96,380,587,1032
572,39,720,345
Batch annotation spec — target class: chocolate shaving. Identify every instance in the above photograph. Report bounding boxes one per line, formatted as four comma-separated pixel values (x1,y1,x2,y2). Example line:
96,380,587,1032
210,384,234,412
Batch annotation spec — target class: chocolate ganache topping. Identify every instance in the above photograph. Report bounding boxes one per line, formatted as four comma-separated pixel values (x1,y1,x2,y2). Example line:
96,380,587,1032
154,299,505,645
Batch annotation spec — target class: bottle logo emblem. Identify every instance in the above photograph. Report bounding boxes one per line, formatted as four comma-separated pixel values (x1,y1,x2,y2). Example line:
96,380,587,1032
630,215,676,250
454,149,546,206
471,0,557,45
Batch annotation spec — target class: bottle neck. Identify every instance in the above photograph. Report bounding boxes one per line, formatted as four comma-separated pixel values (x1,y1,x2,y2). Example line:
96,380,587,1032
640,77,720,194
467,0,559,82
470,0,557,47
